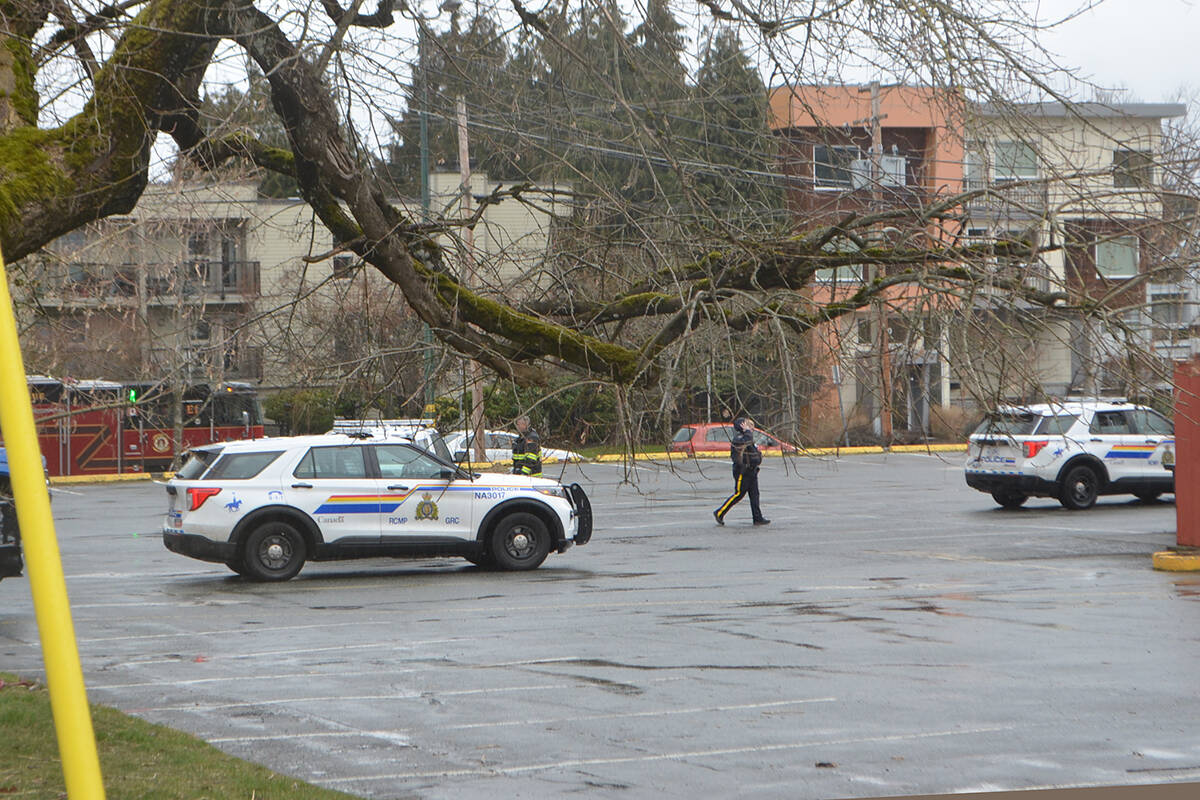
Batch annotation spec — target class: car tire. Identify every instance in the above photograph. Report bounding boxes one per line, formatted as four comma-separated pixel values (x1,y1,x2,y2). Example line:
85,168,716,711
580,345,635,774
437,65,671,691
1134,490,1162,503
225,560,248,576
241,521,307,582
991,490,1028,509
0,476,11,501
490,512,550,571
1059,464,1100,510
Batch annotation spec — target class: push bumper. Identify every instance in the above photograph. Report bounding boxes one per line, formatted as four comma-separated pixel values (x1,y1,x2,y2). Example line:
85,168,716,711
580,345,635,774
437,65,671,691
965,471,1057,496
163,530,236,563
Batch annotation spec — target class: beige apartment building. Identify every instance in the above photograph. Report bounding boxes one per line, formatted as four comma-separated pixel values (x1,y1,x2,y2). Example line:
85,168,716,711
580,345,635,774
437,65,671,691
963,101,1186,398
769,87,1186,439
17,174,569,394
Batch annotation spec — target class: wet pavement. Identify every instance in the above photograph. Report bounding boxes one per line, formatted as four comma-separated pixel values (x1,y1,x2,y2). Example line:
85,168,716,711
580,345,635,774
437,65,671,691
2,452,1199,798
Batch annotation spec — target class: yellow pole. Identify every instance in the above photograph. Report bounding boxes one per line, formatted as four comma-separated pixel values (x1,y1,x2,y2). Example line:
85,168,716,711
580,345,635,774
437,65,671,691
0,252,105,798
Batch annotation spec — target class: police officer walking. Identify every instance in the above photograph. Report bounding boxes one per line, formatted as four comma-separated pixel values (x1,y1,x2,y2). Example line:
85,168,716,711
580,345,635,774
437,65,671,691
511,415,543,478
713,417,770,526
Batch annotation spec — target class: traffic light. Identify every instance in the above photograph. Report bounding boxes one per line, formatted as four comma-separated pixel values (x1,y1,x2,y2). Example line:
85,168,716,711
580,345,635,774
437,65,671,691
127,387,137,403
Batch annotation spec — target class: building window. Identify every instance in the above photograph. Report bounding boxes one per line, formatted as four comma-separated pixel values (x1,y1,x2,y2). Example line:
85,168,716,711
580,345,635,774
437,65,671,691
814,145,861,188
1150,293,1185,327
993,141,1038,182
964,142,988,190
816,264,865,282
1113,149,1153,188
332,255,357,279
1094,235,1139,279
193,320,211,342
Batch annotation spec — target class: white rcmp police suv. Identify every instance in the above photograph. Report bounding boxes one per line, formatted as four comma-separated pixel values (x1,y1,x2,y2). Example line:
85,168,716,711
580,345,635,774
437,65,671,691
965,398,1175,510
162,434,592,581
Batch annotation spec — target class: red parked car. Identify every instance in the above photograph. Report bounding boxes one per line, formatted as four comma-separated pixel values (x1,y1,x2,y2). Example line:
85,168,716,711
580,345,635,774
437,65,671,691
668,422,798,455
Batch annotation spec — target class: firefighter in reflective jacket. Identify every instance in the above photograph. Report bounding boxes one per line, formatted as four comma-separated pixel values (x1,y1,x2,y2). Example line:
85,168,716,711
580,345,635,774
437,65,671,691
713,417,770,526
512,415,543,477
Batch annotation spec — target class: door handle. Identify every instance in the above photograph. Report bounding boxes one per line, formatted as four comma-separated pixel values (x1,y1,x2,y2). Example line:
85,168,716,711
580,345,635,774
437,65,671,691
387,484,409,491
291,482,313,489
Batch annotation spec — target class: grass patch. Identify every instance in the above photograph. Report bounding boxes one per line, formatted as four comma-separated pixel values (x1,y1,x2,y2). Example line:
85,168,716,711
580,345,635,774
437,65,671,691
0,673,360,799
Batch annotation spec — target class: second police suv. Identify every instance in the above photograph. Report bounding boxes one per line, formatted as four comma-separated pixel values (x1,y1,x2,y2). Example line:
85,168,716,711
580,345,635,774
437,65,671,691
965,397,1174,510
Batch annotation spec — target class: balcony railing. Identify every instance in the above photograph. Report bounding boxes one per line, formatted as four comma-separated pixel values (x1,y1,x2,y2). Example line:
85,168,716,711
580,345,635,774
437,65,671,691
145,260,260,302
964,182,1050,217
36,261,260,305
148,344,263,382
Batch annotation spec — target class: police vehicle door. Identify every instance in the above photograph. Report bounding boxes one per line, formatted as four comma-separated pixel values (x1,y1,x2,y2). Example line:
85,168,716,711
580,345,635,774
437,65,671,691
372,444,473,540
1129,408,1174,471
1088,410,1142,484
287,445,381,543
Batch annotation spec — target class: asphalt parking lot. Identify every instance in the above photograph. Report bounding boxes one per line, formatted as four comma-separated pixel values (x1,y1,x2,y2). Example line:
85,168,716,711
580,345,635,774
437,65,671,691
3,452,1199,799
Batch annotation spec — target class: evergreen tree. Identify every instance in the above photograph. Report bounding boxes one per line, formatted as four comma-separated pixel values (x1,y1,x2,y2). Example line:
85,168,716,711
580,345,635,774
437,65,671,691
692,27,781,227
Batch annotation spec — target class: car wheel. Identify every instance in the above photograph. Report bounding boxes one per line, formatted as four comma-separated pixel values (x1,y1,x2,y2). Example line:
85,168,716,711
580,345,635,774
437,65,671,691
0,476,11,501
1059,464,1100,510
242,521,307,581
991,490,1028,509
490,512,550,571
1134,490,1162,503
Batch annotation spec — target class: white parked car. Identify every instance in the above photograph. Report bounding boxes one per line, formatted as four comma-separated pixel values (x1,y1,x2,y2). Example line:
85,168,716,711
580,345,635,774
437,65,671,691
162,434,592,581
328,419,452,461
444,430,583,464
965,398,1175,510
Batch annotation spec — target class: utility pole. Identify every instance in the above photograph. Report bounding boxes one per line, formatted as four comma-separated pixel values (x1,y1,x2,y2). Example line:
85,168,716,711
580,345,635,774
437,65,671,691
866,80,894,444
417,26,436,415
456,95,487,463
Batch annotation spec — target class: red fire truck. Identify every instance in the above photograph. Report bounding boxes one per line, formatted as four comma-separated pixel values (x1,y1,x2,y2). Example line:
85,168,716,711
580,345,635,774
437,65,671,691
22,376,265,476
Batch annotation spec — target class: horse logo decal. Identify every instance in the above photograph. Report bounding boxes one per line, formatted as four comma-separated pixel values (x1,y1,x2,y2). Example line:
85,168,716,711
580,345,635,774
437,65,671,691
225,495,243,512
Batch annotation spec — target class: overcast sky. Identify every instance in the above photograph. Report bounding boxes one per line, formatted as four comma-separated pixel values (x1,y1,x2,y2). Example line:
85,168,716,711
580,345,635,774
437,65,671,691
1037,0,1199,104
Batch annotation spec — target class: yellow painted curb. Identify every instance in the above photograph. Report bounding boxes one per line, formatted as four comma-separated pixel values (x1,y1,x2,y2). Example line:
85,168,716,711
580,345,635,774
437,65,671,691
51,472,160,486
1152,550,1200,572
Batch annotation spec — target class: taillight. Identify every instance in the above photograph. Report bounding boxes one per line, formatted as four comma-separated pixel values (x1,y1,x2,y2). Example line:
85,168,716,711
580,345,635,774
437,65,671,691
1023,440,1050,459
187,487,222,510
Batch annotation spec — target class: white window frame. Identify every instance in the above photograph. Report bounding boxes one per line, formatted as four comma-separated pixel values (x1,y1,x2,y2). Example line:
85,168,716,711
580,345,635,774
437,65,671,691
814,144,861,189
1094,235,1139,280
992,141,1038,182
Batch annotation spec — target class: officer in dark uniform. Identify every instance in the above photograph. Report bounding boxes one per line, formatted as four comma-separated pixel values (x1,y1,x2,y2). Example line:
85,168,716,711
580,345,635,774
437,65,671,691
713,417,770,526
511,415,543,477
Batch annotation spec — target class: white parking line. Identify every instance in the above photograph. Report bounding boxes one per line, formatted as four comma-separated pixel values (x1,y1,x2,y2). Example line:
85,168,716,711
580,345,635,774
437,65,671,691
205,698,837,744
137,677,685,713
315,723,1021,784
443,697,837,730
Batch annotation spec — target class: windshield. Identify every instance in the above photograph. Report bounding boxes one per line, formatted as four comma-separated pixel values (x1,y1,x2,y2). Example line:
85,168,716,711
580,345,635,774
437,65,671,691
974,412,1039,437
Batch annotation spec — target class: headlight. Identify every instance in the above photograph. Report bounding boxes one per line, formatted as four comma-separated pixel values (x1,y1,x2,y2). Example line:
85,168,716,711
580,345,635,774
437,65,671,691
536,486,567,499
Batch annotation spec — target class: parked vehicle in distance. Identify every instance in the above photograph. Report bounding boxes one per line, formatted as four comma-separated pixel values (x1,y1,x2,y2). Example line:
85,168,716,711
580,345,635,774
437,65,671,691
668,422,798,455
162,434,592,581
965,398,1174,510
0,447,52,582
444,430,583,464
0,447,19,580
327,418,454,462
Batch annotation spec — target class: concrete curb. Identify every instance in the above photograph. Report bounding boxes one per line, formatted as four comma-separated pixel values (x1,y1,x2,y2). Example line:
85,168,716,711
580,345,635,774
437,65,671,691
1152,549,1200,572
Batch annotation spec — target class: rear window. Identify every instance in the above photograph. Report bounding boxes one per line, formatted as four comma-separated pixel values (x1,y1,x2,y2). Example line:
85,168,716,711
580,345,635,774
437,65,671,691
672,427,695,443
175,448,221,480
706,426,734,443
1034,414,1078,436
204,451,284,480
974,412,1039,436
